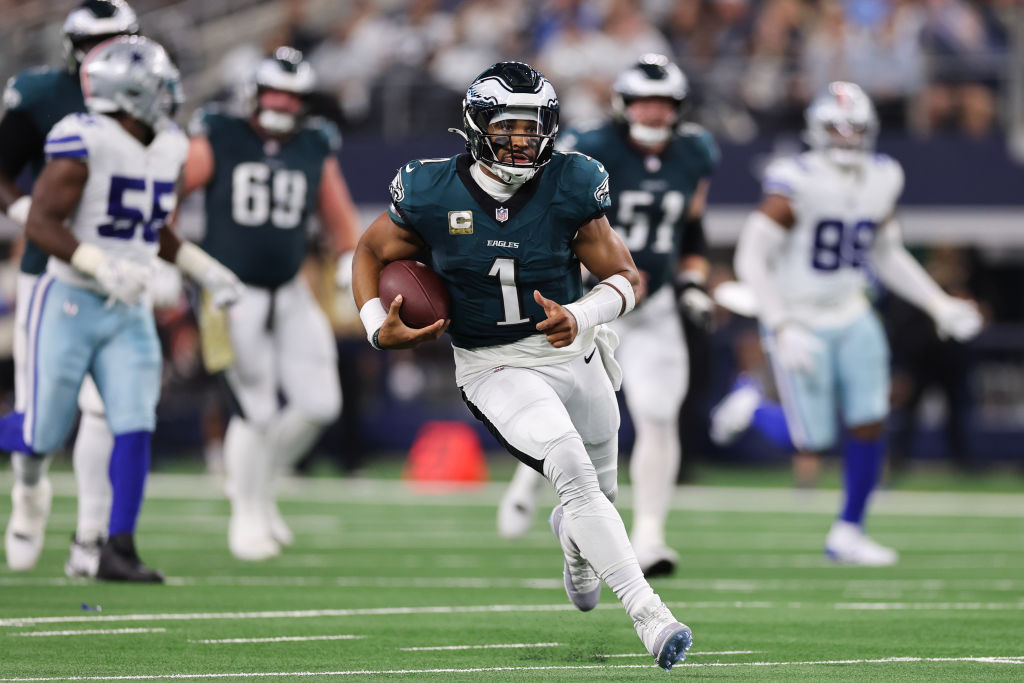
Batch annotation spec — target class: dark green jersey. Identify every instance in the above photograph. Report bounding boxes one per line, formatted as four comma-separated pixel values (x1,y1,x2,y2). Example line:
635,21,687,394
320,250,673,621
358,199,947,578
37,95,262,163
193,108,338,289
388,153,610,349
2,68,86,275
561,122,718,295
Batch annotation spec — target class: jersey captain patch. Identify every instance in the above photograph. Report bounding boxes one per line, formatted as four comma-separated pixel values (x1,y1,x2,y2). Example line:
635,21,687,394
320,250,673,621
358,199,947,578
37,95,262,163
448,210,474,234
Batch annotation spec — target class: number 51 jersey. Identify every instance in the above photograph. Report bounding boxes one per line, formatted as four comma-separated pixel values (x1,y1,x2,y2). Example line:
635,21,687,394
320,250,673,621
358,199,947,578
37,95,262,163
762,150,904,325
192,108,338,289
43,112,188,292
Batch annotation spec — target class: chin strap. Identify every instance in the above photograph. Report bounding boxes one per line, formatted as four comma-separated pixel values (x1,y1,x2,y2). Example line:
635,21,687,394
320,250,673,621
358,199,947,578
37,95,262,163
485,161,537,185
629,123,671,147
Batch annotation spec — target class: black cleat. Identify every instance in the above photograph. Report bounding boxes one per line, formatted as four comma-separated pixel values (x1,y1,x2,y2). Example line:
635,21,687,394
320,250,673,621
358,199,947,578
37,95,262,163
96,533,164,583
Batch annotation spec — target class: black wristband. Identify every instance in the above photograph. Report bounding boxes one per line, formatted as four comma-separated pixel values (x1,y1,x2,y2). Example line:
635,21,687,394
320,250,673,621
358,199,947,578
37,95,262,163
371,327,383,350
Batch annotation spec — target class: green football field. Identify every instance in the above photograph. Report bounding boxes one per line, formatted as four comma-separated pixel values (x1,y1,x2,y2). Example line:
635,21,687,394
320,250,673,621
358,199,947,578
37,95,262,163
1,462,1023,682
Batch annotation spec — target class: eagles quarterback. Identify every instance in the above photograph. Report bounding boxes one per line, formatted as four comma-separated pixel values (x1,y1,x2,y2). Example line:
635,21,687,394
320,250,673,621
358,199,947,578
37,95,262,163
735,81,982,565
497,54,717,579
180,47,361,562
353,61,694,671
0,0,149,578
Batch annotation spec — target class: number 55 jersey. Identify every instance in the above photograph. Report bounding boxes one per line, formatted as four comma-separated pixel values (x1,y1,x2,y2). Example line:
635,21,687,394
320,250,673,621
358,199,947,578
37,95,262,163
761,150,904,327
44,112,187,291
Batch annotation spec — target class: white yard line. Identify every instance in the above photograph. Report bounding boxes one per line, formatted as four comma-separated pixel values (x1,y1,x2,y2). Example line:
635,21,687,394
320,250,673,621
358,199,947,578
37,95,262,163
190,635,364,644
9,628,166,637
399,642,559,651
0,657,1022,681
599,650,760,657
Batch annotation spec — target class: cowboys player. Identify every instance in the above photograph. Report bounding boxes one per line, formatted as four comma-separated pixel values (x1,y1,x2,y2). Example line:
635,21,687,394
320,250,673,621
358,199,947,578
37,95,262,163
497,54,717,578
734,81,982,565
0,35,241,581
353,61,693,671
180,47,360,561
1,0,143,576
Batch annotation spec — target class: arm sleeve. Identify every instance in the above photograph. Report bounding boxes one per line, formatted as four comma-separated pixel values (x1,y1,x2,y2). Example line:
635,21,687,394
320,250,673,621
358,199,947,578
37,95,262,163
734,210,790,330
679,216,707,257
0,108,43,178
869,218,948,318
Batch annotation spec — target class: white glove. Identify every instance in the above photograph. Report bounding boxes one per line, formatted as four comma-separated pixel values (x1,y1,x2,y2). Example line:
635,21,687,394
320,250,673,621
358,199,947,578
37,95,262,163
149,258,184,308
335,250,354,290
678,285,714,330
176,242,244,308
71,242,150,306
6,196,31,227
933,297,982,342
772,324,824,374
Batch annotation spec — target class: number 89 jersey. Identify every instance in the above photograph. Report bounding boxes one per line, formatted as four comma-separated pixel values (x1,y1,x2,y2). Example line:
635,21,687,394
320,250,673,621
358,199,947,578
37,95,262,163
193,108,338,289
762,150,904,317
44,112,187,291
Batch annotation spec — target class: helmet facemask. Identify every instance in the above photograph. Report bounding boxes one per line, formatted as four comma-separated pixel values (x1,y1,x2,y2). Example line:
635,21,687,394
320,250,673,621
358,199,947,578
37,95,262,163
804,82,878,168
251,47,315,136
612,54,687,148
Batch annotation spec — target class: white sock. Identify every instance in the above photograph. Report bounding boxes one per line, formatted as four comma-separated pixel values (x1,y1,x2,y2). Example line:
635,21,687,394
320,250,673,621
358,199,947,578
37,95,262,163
628,416,679,549
265,408,325,475
504,461,544,506
72,412,113,542
544,436,656,620
224,417,271,513
11,452,52,487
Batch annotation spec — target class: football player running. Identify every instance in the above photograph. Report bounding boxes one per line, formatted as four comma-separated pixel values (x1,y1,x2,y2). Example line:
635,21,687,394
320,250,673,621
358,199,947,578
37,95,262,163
0,0,146,577
180,47,360,561
734,82,982,565
0,35,242,581
496,54,717,578
353,62,693,671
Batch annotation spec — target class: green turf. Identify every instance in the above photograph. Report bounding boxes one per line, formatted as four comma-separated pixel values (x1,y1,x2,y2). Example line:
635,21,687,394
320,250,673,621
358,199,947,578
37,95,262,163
1,469,1022,681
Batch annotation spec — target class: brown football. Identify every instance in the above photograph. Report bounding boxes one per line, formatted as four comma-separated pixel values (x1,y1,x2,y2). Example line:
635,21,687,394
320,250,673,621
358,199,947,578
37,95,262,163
379,260,451,329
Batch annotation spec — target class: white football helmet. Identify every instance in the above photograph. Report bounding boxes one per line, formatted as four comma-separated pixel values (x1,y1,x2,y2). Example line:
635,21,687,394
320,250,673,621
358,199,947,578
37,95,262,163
804,81,878,167
462,61,559,185
612,54,688,147
251,47,315,135
80,35,183,128
62,0,140,73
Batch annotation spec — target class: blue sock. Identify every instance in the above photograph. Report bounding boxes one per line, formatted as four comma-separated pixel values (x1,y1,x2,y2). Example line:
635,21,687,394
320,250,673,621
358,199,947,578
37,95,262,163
839,435,885,525
108,431,152,538
751,401,795,451
0,412,33,454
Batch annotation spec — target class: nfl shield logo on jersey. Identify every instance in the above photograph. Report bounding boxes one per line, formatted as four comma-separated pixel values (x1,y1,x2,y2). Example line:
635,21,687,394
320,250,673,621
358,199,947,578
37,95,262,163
495,206,509,223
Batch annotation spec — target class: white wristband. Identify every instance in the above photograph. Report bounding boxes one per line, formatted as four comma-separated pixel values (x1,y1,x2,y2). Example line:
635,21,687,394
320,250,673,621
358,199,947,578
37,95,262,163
70,242,105,277
6,196,31,227
564,273,635,333
359,298,388,347
175,241,217,282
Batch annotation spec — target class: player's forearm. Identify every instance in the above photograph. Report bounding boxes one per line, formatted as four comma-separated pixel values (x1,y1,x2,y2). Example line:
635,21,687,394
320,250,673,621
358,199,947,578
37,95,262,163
352,241,385,310
870,220,948,317
564,273,637,333
26,212,78,262
735,211,788,330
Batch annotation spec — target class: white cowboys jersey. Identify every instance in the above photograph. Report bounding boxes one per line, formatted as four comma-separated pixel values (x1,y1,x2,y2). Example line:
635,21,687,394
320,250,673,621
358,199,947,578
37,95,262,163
761,150,903,327
42,112,188,292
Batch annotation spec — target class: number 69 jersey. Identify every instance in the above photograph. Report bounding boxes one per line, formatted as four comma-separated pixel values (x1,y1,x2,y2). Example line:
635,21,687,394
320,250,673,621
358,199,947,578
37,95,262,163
762,150,904,325
44,112,188,292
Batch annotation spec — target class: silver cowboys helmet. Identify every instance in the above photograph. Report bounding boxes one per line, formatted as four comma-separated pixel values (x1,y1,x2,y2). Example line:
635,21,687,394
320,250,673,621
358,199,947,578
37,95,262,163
462,61,559,185
804,81,878,167
251,46,315,135
612,54,688,147
62,0,140,73
80,35,183,128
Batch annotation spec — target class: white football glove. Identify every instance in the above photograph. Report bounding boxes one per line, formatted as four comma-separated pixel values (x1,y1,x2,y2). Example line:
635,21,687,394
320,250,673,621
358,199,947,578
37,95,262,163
335,250,354,291
933,297,983,342
6,196,31,227
772,324,824,374
678,285,714,330
176,242,244,308
149,258,184,308
94,256,152,307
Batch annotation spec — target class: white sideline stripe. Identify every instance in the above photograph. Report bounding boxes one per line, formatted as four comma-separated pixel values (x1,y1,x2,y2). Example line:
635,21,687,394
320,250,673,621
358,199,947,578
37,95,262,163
600,650,760,657
5,599,1024,627
191,635,364,644
0,657,1022,681
9,628,166,637
399,642,559,651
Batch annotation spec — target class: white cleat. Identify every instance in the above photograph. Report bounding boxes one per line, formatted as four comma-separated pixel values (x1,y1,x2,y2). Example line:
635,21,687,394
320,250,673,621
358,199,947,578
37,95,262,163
497,491,537,540
267,500,294,548
633,602,693,671
709,383,761,446
825,520,898,566
548,505,601,611
634,543,680,578
5,479,52,571
65,535,103,578
228,506,280,561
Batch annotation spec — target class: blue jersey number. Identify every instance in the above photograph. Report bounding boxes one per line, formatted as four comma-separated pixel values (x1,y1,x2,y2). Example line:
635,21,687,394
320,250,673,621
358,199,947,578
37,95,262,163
98,176,175,243
811,219,877,271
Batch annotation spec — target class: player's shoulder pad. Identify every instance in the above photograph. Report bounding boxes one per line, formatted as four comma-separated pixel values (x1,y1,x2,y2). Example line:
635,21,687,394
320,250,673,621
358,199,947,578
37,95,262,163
676,122,720,173
302,116,342,153
556,120,611,154
871,152,904,198
3,67,63,111
389,156,457,207
761,153,811,199
187,103,234,138
553,150,611,207
44,111,104,161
